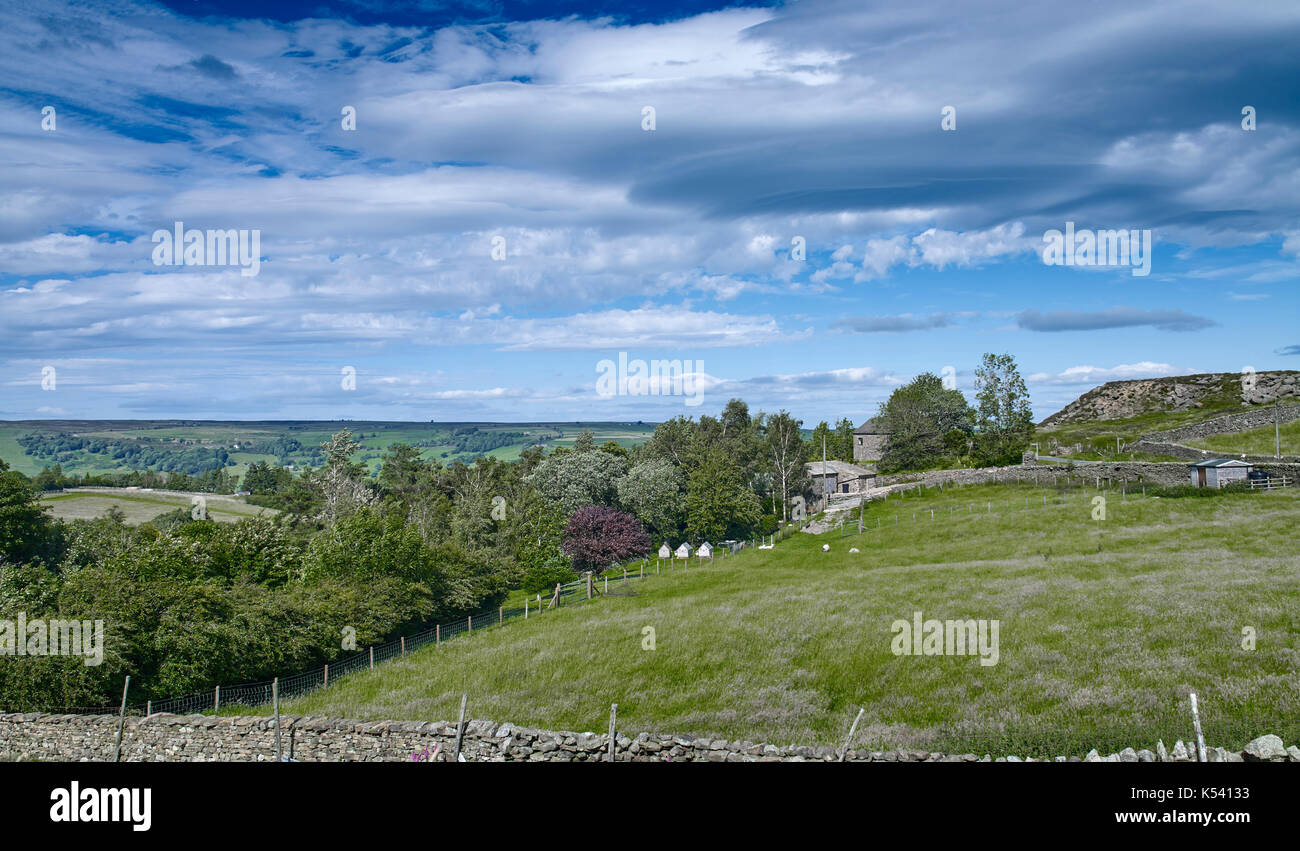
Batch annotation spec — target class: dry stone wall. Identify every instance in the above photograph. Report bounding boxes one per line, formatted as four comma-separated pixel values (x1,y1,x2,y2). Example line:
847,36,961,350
876,461,1300,490
2,713,1297,763
1143,404,1300,444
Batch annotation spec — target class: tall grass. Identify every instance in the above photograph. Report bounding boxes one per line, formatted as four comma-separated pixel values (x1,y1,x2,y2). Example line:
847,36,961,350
243,482,1300,757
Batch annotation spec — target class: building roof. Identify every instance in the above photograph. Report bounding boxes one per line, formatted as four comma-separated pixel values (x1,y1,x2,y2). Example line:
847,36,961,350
804,459,876,478
854,416,887,435
1188,458,1252,468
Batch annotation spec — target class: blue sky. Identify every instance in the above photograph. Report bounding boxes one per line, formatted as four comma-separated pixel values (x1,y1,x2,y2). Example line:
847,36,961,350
1,0,1297,425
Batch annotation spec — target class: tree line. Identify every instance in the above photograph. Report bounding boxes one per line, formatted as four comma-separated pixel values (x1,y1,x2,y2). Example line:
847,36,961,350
0,353,1034,711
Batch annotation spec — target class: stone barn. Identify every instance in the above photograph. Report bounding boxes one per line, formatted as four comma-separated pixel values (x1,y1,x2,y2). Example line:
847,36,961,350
1188,458,1251,488
852,417,889,464
805,459,876,501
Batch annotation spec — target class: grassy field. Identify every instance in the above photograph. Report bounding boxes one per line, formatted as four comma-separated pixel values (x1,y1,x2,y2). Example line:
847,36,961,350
40,488,276,524
0,420,656,478
1185,419,1300,457
1037,400,1300,461
234,482,1300,757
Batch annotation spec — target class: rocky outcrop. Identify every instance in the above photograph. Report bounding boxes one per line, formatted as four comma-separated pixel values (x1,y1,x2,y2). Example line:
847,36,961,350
1040,371,1300,426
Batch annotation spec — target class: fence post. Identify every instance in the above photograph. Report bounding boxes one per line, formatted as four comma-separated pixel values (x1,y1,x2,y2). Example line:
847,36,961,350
146,700,151,717
369,646,374,669
113,675,130,763
468,615,472,636
454,693,467,762
499,607,503,627
323,664,328,686
608,703,618,763
525,598,529,619
839,707,865,762
272,678,282,762
1190,693,1207,763
214,685,220,711
401,636,405,657
436,624,440,647
587,573,592,600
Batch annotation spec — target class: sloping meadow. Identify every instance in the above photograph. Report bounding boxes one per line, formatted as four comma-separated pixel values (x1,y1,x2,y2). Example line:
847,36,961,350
246,483,1300,757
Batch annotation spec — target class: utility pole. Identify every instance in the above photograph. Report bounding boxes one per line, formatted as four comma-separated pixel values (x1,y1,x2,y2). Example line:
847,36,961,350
823,434,830,510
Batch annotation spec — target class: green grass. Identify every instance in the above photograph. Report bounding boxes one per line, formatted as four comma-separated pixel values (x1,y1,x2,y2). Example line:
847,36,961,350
234,482,1300,757
1039,400,1300,461
1186,420,1300,457
0,420,656,478
40,488,275,524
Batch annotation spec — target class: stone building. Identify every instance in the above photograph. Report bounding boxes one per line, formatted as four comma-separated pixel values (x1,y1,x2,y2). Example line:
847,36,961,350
852,417,889,463
805,459,877,498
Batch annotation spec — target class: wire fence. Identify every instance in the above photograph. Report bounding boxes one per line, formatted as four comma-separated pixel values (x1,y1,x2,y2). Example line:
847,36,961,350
47,548,739,718
35,476,1289,719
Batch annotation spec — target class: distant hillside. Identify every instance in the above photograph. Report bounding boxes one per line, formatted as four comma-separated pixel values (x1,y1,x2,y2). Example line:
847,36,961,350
0,420,656,478
1040,371,1300,426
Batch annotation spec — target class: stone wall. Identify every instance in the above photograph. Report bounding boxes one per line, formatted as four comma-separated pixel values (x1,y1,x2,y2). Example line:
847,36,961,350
876,461,1300,490
1131,439,1300,464
2,713,1295,763
1143,403,1300,444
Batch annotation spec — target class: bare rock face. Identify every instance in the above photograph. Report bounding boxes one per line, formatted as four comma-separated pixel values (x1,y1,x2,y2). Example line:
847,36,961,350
1040,371,1300,426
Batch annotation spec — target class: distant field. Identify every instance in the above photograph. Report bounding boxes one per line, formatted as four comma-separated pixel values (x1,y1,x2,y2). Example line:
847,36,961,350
41,488,276,525
235,482,1300,757
1186,420,1300,457
0,420,657,478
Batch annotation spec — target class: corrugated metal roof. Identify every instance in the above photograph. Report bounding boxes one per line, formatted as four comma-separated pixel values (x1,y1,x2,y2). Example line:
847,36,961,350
1188,458,1252,467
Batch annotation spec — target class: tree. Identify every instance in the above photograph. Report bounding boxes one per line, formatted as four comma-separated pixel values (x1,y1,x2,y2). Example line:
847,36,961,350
686,450,761,542
833,418,856,462
377,444,439,503
641,416,696,469
972,352,1035,466
0,461,53,565
720,399,751,436
764,410,809,521
616,458,686,542
241,461,287,495
312,429,377,526
525,445,627,516
808,421,834,460
877,372,974,473
561,506,650,573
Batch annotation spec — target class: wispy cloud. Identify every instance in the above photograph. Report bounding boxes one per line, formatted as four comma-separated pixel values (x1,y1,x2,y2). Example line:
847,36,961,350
1017,308,1217,333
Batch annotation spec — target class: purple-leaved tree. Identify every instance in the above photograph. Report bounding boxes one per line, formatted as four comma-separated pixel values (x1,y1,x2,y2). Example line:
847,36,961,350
561,505,651,573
